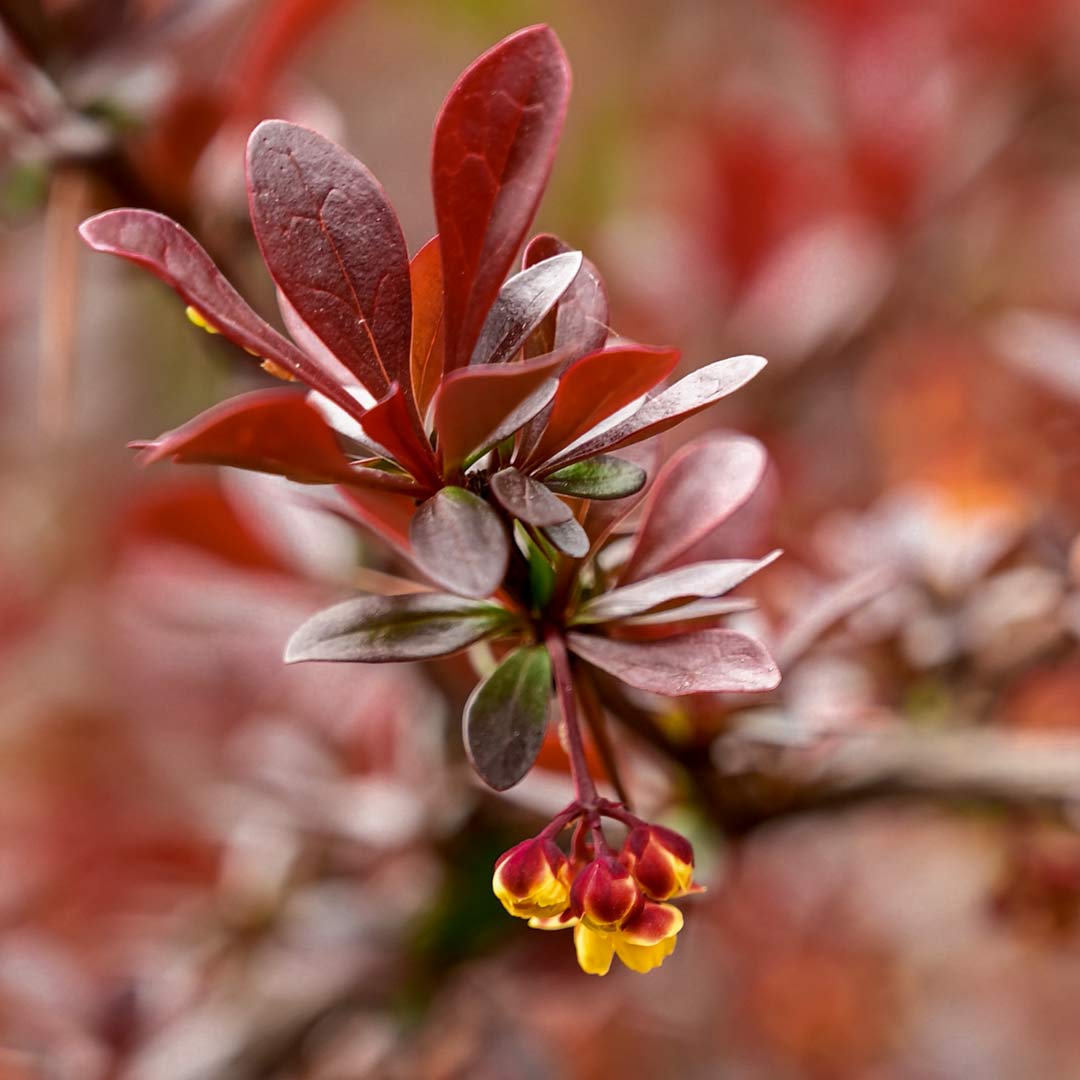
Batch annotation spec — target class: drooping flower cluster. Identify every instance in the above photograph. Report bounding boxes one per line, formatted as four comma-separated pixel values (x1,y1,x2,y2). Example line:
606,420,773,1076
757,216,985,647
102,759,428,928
79,25,781,974
493,815,699,975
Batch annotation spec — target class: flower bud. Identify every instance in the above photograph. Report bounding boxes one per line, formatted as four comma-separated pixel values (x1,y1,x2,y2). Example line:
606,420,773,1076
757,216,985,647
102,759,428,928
621,823,697,901
571,857,641,930
493,837,572,919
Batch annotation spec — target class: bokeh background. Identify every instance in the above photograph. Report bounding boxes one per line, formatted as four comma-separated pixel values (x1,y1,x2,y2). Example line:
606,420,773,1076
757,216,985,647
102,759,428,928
5,1,1080,1076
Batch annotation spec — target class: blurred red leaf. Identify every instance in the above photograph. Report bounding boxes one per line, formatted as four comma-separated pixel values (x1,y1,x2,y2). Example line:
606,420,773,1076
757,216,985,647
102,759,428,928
409,235,446,421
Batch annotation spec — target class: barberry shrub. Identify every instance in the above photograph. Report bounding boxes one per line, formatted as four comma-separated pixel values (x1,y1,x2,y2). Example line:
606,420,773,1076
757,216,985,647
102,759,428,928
80,25,780,974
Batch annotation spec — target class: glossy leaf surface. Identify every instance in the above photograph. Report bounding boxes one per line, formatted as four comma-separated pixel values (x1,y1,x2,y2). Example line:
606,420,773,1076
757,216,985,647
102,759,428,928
285,592,515,663
544,354,767,470
490,468,573,527
409,236,446,420
568,629,780,695
576,552,781,624
410,487,510,598
543,455,646,500
541,516,589,557
135,389,421,493
470,251,582,365
523,233,609,360
464,646,552,790
621,433,768,582
521,345,679,468
434,350,566,474
246,121,413,409
433,25,570,368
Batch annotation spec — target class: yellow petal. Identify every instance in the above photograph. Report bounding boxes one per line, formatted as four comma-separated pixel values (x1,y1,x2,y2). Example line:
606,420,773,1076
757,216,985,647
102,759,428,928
614,933,677,973
528,913,578,931
574,923,615,976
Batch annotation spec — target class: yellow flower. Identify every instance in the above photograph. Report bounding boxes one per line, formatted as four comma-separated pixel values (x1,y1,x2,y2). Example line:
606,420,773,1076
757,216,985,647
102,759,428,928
573,900,684,976
492,837,572,919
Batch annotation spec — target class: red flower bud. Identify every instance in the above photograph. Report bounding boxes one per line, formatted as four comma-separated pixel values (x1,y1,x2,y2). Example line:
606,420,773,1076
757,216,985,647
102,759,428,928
571,857,641,930
621,823,697,901
493,837,572,919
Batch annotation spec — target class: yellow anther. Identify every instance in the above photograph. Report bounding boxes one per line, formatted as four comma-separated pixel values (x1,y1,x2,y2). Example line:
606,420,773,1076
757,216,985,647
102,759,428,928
185,306,219,334
260,359,297,382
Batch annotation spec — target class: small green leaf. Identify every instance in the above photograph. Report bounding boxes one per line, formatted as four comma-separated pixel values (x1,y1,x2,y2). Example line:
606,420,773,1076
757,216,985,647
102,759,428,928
285,592,517,663
543,455,646,499
464,646,553,790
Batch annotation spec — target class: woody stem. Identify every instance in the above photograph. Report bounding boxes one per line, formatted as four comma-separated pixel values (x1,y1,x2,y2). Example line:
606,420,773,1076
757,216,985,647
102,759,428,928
545,629,599,809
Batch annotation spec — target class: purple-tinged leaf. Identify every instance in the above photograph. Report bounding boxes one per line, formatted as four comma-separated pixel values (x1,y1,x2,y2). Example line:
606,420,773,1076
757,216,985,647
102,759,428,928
620,597,758,632
543,455,646,500
355,383,440,489
582,440,660,552
337,488,418,563
78,209,362,419
523,233,609,360
434,350,566,474
520,345,679,469
490,468,572,527
433,25,571,369
464,645,552,790
246,120,414,414
621,433,768,583
541,515,589,558
409,236,446,422
568,629,780,695
542,354,767,471
774,564,900,668
471,251,582,365
285,592,517,663
410,487,510,599
574,551,781,625
133,388,419,493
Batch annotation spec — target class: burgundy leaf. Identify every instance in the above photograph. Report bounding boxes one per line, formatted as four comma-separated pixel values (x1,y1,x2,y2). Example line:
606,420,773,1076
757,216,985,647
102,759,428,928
519,344,679,469
246,120,414,414
618,597,758,636
470,251,582,365
490,468,573,527
134,389,423,493
433,25,571,369
434,350,566,475
543,455,646,500
574,552,781,625
542,354,767,471
79,209,361,418
621,433,768,583
285,592,517,663
568,629,780,695
523,233,609,360
541,515,589,557
355,384,440,489
464,645,552,790
409,235,446,421
409,487,510,599
338,488,418,563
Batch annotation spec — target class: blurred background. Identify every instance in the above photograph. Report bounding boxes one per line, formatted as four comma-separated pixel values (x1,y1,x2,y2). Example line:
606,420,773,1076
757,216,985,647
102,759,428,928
5,0,1080,1076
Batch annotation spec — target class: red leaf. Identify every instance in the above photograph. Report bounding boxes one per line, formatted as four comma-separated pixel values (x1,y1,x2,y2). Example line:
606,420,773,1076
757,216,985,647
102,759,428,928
433,25,571,369
135,388,418,492
575,552,781,625
519,345,679,469
470,250,582,365
338,487,418,562
434,350,567,475
620,433,768,583
79,209,361,418
489,467,572,527
523,233,609,359
409,487,510,599
568,629,780,695
542,354,767,471
355,384,440,489
409,235,446,422
246,121,414,415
